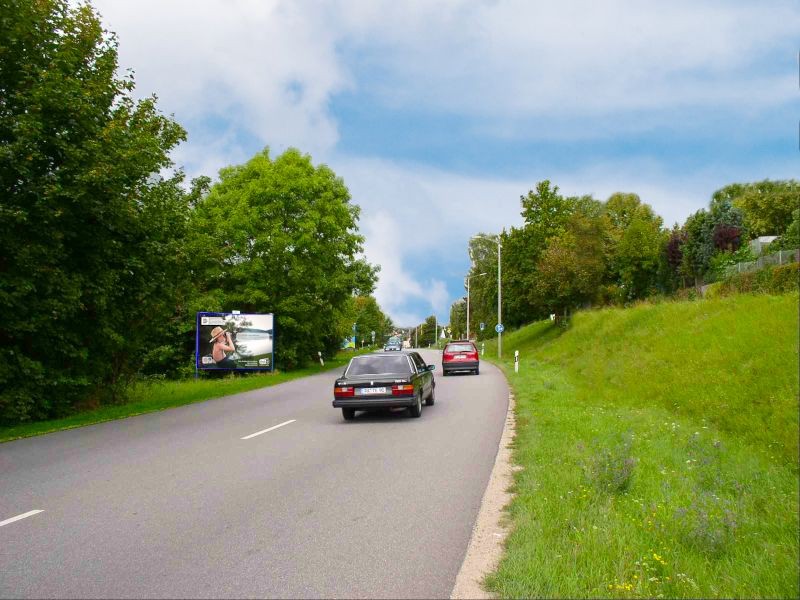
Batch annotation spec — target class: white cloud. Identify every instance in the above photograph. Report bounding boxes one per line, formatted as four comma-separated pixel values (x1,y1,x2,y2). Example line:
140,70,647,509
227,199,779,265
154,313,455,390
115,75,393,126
95,0,349,159
336,0,798,116
89,0,798,324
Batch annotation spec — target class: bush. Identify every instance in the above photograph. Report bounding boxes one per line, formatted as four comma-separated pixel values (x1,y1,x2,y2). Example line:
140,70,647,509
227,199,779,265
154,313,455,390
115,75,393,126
718,263,799,296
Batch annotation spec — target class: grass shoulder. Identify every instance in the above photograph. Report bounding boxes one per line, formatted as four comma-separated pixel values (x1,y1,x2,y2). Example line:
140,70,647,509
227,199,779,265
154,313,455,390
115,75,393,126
481,292,799,598
0,349,369,444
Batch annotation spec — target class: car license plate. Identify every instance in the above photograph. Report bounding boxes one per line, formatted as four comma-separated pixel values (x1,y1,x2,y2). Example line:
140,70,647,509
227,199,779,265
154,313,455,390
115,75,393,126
358,387,387,395
454,355,466,360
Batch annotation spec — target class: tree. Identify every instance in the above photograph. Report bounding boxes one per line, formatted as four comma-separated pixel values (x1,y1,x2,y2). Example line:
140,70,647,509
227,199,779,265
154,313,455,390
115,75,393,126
340,295,393,348
604,194,665,300
680,210,715,287
449,298,466,340
417,315,437,348
0,0,187,422
188,148,377,368
714,180,799,238
768,209,800,252
534,209,607,315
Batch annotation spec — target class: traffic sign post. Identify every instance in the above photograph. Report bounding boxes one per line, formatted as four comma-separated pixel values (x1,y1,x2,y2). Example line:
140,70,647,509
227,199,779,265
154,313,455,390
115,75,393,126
479,322,485,331
514,350,519,373
371,330,375,345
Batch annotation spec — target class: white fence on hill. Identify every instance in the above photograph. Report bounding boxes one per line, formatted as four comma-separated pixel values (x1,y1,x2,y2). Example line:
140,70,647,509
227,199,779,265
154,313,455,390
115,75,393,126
724,249,799,278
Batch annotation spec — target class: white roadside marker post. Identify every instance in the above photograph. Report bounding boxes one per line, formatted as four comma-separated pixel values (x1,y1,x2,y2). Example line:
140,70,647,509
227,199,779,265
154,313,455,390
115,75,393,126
514,350,519,373
481,343,485,356
318,351,324,367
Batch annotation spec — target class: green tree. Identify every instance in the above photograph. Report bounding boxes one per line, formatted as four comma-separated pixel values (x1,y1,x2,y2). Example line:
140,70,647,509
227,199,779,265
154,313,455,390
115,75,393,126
449,298,467,340
188,148,377,368
680,209,715,287
768,209,800,252
604,194,665,300
0,0,187,422
533,208,607,316
343,295,393,348
715,180,799,237
417,315,437,348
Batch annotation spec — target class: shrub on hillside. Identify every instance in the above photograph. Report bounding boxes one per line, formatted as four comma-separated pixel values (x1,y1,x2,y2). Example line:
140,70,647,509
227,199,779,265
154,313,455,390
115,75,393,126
717,263,799,296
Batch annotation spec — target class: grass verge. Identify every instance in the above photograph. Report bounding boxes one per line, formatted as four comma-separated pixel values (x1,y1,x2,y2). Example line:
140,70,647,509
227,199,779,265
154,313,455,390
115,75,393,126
0,350,366,444
482,292,799,598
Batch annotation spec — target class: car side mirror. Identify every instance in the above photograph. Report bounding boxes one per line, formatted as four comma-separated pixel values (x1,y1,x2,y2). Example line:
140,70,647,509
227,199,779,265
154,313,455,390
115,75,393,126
427,365,436,371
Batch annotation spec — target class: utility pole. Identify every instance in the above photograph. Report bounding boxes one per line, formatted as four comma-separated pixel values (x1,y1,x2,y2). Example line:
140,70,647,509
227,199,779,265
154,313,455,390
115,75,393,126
498,239,502,359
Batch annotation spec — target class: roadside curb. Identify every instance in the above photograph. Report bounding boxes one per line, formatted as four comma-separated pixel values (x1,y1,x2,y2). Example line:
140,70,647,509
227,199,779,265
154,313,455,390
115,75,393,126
451,390,517,599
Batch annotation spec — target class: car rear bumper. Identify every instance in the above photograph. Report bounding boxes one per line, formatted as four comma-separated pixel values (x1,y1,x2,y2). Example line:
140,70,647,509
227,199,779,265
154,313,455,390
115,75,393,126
442,360,479,373
333,396,416,409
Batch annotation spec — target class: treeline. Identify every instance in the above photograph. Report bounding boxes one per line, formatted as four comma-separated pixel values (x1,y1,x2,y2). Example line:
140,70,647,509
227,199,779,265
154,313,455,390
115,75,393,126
0,0,390,423
453,179,798,339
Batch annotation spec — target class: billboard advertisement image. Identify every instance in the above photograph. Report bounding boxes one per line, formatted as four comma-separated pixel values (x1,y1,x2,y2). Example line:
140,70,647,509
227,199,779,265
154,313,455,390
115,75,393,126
196,312,274,371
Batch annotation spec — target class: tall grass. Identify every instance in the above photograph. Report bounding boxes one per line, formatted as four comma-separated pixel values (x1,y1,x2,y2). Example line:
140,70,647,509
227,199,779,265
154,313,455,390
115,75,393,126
484,293,799,598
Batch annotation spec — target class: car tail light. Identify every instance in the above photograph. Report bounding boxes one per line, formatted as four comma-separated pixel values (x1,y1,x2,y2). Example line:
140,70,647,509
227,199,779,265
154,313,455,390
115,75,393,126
468,351,478,360
443,352,454,361
392,384,414,396
334,386,354,397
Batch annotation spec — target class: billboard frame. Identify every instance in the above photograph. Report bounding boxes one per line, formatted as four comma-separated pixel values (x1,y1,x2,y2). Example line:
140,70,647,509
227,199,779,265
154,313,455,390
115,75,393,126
195,311,275,372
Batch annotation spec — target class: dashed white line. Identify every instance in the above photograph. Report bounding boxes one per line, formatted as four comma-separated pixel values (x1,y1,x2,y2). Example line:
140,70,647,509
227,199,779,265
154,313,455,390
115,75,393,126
241,419,296,440
0,510,44,528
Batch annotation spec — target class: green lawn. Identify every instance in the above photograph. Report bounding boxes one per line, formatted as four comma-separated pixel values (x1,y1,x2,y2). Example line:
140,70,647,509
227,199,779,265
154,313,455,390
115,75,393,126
483,293,799,598
0,350,367,444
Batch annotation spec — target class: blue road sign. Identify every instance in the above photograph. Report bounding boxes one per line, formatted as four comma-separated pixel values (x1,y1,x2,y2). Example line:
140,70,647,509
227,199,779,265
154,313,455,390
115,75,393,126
495,323,505,333
479,322,485,331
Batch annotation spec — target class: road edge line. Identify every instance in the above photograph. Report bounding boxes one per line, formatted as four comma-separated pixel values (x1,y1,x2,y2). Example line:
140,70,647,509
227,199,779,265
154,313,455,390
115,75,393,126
450,390,516,600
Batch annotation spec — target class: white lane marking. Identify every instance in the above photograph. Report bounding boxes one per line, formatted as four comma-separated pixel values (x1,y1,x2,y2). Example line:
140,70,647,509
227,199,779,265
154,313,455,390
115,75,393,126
0,510,44,528
241,419,296,440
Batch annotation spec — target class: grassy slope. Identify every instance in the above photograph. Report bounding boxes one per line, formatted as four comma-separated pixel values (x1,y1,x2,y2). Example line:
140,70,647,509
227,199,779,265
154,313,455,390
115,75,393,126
0,351,364,444
483,293,799,598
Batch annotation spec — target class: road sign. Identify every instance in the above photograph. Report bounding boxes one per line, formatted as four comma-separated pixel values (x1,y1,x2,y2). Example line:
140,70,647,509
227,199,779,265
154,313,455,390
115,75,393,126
479,322,485,331
371,330,376,342
495,323,504,333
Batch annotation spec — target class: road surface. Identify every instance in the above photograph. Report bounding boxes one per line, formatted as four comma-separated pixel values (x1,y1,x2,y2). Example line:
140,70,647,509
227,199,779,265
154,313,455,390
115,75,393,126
0,349,508,598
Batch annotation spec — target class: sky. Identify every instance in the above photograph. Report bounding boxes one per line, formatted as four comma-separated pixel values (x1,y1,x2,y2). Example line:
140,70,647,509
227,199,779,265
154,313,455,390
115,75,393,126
92,0,799,326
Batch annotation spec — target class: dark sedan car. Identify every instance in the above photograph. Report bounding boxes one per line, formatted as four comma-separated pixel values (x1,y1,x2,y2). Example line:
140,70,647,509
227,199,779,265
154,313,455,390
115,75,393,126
333,352,435,420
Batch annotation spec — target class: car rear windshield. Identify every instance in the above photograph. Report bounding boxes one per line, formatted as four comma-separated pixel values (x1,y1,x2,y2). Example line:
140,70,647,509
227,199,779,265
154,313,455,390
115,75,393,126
347,355,412,376
445,343,475,353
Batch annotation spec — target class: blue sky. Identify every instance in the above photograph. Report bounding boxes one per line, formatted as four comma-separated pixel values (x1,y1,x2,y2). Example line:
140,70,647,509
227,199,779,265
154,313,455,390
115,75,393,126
95,0,799,326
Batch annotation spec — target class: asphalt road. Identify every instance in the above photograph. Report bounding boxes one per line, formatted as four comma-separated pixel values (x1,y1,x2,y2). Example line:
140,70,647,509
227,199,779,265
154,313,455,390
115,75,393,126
0,349,508,599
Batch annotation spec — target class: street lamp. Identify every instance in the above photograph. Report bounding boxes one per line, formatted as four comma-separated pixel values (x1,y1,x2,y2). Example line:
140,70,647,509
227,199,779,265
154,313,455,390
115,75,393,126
465,272,487,341
470,234,503,358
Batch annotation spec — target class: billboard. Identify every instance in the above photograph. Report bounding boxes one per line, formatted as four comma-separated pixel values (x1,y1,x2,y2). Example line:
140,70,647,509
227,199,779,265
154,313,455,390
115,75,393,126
196,312,274,371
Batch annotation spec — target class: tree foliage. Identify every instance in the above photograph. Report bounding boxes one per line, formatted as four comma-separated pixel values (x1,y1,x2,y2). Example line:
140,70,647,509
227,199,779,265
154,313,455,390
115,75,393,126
0,0,187,421
449,297,466,340
715,180,799,237
188,148,377,368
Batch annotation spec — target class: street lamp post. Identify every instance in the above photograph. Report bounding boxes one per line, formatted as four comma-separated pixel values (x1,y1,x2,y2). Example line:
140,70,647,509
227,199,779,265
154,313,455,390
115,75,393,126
465,272,487,341
470,234,503,358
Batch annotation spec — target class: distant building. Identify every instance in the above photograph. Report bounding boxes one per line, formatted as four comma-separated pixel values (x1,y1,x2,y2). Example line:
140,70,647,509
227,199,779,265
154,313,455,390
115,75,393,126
749,236,778,255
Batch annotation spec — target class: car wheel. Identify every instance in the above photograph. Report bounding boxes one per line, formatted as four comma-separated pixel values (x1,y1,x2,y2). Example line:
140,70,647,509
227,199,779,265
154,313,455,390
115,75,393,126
442,370,448,377
425,383,435,406
342,407,355,421
409,393,422,418
474,367,480,375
